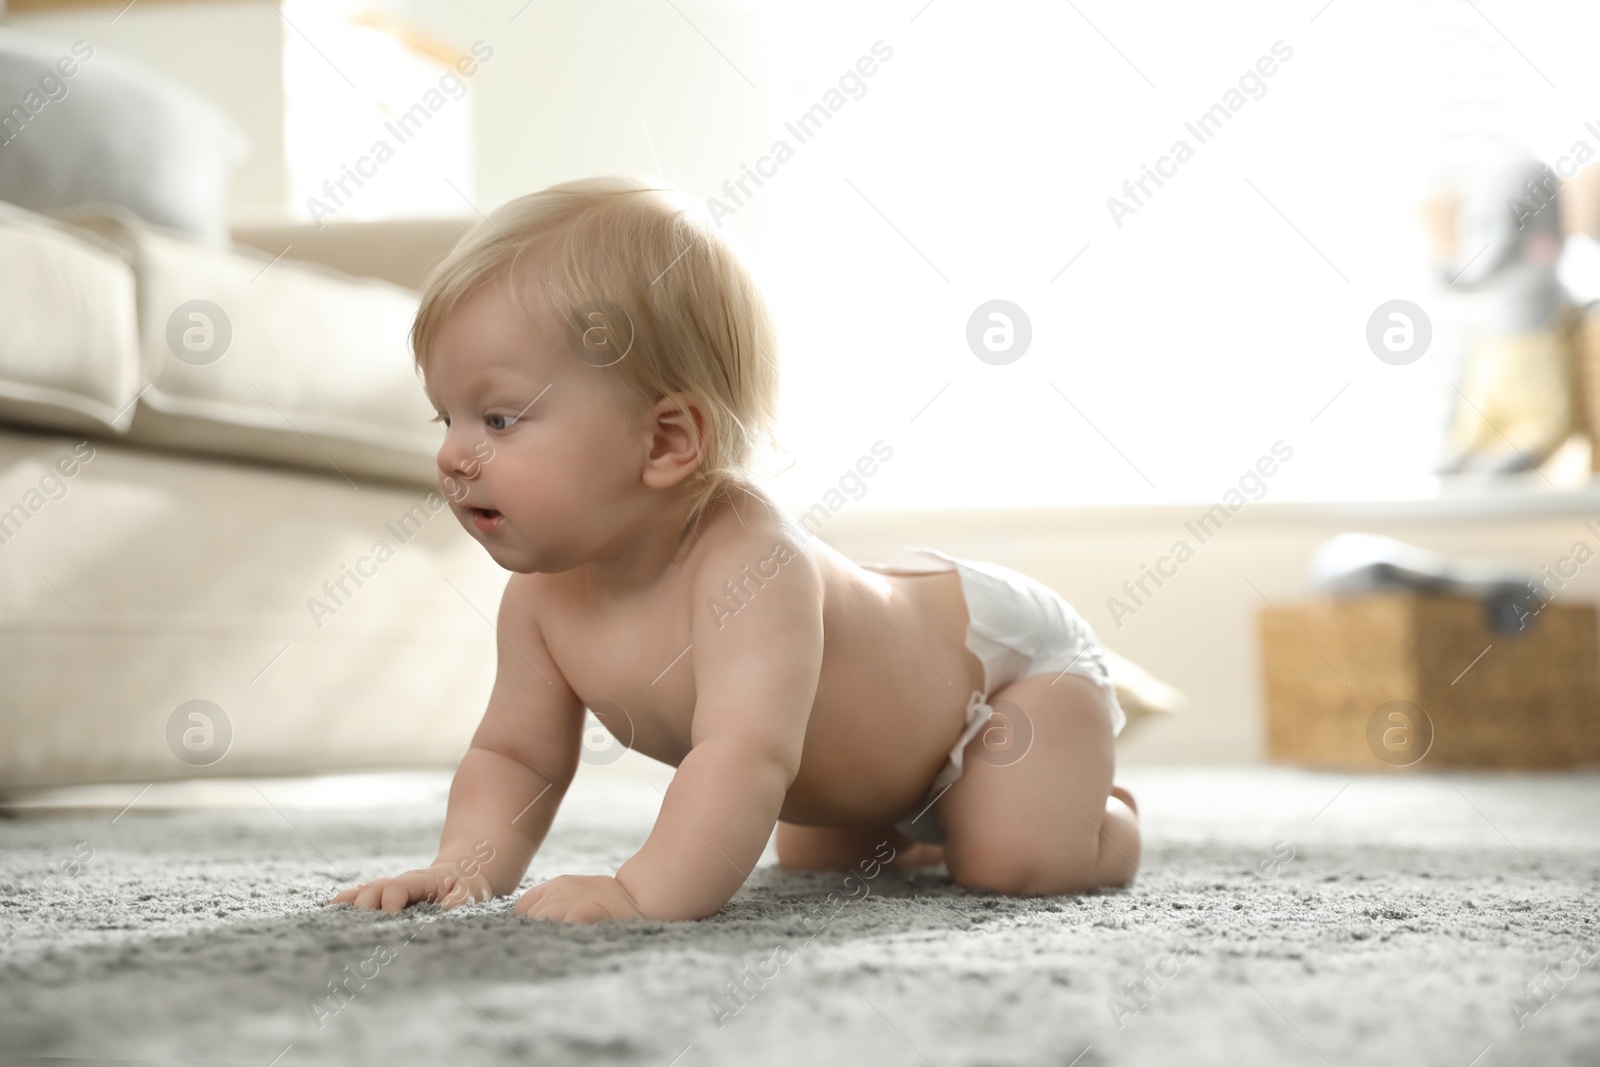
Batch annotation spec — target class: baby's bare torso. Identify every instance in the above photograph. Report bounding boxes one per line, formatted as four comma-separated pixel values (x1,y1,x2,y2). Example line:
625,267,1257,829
531,512,984,828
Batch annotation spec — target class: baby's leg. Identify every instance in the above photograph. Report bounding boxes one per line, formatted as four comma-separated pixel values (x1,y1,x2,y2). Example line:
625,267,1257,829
936,672,1140,895
775,821,943,872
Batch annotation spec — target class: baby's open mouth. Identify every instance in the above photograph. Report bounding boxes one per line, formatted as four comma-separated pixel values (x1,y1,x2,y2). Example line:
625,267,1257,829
466,506,505,531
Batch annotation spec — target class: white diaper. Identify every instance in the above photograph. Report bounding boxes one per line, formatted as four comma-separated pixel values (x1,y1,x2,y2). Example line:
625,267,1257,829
873,546,1125,846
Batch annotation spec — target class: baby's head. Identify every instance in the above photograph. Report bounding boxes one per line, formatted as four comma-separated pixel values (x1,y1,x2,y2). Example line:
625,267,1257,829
412,176,780,573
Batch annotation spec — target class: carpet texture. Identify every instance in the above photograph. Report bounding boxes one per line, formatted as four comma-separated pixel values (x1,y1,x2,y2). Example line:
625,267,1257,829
1,766,1596,1066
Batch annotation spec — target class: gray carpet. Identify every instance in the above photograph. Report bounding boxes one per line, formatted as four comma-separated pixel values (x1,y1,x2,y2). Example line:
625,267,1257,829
1,766,1596,1066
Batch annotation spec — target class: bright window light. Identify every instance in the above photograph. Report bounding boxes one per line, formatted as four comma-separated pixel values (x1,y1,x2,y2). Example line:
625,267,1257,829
727,0,1600,512
282,0,474,225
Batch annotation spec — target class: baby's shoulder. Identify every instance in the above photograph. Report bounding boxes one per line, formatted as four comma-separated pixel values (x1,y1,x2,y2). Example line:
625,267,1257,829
683,485,826,648
497,568,556,634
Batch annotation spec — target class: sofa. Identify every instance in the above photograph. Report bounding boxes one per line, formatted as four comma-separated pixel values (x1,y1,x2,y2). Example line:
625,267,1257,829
0,199,517,793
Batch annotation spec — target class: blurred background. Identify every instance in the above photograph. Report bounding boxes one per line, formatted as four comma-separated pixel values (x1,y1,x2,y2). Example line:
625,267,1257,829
3,0,1599,795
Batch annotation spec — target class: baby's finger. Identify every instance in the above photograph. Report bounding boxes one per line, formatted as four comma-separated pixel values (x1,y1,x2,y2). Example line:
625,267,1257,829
353,882,390,910
327,883,366,905
512,887,543,918
380,882,411,913
567,902,608,925
524,891,566,922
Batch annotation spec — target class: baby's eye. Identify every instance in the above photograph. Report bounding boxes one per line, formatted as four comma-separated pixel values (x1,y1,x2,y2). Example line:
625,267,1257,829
486,413,519,431
431,413,450,428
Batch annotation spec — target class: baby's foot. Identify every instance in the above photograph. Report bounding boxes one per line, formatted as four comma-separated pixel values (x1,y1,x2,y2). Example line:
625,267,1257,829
1109,784,1138,815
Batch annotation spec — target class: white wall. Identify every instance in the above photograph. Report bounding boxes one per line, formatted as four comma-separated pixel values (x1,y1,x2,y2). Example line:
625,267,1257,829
15,1,1600,512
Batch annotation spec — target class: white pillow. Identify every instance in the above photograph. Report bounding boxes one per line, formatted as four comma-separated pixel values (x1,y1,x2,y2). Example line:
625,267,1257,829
0,27,248,245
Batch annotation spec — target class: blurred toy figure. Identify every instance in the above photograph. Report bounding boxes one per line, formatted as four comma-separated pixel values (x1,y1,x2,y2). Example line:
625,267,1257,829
1423,155,1582,475
1558,163,1600,472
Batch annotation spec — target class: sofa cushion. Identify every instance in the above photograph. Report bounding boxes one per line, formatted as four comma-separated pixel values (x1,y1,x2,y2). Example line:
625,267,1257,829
89,207,440,486
0,199,142,435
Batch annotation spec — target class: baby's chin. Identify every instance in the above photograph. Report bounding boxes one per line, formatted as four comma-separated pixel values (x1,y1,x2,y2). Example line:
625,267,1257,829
475,536,539,574
475,534,567,575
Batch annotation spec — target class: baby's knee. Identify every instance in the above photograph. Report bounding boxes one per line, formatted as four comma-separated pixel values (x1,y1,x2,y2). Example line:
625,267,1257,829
945,830,1099,897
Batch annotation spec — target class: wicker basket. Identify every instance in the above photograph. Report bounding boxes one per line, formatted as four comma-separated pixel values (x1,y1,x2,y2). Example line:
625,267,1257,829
1259,593,1600,769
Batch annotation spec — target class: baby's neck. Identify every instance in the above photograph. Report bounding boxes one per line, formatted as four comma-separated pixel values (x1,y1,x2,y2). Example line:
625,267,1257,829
575,496,700,601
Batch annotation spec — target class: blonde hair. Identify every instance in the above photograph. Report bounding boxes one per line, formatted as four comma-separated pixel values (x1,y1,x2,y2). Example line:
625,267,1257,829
412,175,782,537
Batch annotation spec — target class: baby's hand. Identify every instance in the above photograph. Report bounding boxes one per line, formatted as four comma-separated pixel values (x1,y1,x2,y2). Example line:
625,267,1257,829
327,863,492,913
513,874,643,924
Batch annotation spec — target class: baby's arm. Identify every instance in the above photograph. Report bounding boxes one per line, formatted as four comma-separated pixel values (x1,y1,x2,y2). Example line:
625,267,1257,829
329,574,584,911
517,536,823,923
630,538,821,918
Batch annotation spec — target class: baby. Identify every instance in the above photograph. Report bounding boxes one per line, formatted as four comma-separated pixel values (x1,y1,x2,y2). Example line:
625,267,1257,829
328,177,1139,923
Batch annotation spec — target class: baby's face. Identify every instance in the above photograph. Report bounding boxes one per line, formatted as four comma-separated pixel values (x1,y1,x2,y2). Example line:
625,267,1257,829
423,281,647,573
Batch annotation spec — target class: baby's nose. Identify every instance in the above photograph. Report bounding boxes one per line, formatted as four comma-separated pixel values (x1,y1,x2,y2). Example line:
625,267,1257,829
437,430,476,471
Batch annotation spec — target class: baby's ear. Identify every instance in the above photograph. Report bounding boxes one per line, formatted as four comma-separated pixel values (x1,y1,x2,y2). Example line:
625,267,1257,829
642,391,709,489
